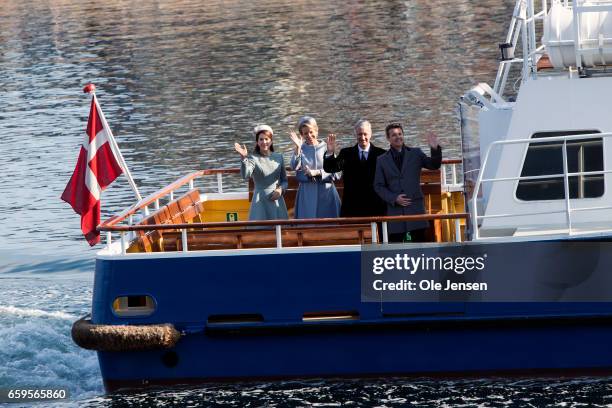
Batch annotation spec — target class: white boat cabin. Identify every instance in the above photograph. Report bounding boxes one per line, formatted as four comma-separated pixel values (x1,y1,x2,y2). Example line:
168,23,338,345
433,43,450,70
460,0,612,240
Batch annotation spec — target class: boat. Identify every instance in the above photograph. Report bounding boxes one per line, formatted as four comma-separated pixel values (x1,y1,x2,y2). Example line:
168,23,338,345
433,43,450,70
73,0,612,392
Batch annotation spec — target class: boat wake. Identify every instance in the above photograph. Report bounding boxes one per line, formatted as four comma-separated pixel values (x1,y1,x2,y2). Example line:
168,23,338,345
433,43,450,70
0,279,104,403
0,305,77,320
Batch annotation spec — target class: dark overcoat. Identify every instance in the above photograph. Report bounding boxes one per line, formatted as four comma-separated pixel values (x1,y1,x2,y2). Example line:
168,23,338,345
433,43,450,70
374,146,442,233
323,144,386,217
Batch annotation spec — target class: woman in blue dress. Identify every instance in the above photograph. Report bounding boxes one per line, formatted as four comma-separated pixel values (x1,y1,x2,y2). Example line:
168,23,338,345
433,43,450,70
234,125,288,221
289,116,341,219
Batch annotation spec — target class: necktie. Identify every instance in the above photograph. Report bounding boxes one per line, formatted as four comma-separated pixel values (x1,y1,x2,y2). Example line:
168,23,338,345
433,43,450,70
361,151,367,162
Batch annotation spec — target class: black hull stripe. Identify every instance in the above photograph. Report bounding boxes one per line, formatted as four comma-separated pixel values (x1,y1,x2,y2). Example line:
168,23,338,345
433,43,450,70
204,314,612,336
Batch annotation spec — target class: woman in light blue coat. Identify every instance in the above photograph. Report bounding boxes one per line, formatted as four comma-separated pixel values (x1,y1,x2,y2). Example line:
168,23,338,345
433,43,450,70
289,116,341,219
234,125,288,221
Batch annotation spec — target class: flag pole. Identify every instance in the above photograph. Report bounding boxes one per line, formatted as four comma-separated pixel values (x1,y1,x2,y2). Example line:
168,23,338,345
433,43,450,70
83,83,143,202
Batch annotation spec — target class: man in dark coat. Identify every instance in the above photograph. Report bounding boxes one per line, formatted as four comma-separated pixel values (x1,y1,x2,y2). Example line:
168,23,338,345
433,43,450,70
323,119,386,217
374,122,442,243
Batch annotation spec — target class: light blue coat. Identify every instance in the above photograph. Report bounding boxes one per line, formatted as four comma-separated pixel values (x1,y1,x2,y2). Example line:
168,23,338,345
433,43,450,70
241,152,289,221
290,143,341,219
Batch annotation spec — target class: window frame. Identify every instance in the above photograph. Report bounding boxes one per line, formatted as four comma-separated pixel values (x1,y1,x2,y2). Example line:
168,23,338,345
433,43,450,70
514,130,605,202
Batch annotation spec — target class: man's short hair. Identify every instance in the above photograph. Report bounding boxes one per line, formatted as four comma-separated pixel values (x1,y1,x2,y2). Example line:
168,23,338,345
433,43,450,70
385,122,403,137
354,119,371,133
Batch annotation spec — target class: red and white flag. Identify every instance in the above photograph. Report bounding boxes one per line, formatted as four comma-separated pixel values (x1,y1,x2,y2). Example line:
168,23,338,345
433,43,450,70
61,92,124,245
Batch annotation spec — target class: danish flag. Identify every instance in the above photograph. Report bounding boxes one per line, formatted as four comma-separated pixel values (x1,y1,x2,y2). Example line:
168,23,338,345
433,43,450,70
61,86,124,245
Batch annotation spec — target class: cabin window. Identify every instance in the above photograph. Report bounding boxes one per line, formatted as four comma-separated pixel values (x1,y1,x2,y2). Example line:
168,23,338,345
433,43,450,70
516,130,604,201
112,295,156,317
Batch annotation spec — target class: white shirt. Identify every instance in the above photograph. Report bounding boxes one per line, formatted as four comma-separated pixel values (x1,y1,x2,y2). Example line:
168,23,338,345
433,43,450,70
324,143,371,159
358,144,371,160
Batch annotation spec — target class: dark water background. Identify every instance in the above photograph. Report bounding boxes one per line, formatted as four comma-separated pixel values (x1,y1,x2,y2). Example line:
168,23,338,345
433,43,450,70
1,0,611,406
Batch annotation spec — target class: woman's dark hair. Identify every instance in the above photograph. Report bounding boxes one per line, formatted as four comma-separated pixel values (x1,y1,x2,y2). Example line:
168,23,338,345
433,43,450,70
385,122,404,137
254,130,274,153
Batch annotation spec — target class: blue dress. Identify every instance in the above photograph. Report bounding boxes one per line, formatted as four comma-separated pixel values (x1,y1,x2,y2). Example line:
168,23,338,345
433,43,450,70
241,152,289,221
290,143,341,219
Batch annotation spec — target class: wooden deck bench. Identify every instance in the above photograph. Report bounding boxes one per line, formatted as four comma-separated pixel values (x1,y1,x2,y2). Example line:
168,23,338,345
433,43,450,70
128,189,204,253
159,224,374,251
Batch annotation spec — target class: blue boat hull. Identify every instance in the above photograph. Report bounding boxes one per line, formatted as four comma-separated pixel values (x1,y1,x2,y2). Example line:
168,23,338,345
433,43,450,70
91,241,612,391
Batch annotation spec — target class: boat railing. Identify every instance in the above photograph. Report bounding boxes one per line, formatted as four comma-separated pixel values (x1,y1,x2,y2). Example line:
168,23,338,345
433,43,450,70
101,159,464,229
98,160,465,254
99,213,469,255
472,131,612,239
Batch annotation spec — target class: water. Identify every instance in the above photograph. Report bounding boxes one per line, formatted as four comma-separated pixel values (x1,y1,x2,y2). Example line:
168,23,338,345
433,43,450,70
1,0,610,405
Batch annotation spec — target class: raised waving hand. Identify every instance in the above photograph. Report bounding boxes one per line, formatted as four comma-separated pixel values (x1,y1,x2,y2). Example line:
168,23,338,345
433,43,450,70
326,133,338,155
234,142,248,159
289,130,303,153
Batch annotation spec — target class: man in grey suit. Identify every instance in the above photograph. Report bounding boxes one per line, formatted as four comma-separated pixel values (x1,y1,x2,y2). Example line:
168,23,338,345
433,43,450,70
374,122,442,243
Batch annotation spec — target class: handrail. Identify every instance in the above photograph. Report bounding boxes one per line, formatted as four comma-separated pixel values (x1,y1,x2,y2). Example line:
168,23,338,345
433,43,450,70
471,131,611,239
102,169,240,227
101,159,463,228
99,213,469,232
493,0,551,100
103,170,205,227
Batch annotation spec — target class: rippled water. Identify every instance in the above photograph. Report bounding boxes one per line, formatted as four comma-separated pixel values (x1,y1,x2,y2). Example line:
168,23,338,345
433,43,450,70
0,0,513,259
1,0,610,406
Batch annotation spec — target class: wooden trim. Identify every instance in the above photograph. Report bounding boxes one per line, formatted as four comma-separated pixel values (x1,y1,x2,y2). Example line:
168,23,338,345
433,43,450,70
158,224,375,250
101,213,469,232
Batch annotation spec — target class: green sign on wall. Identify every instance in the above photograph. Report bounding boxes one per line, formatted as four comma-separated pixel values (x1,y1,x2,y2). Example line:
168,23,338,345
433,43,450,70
226,212,238,222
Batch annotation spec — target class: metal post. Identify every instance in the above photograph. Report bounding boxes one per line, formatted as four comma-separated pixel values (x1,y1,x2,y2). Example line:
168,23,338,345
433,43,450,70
499,60,513,97
182,229,188,252
93,94,143,203
189,179,194,190
452,163,458,186
382,222,388,243
441,164,448,187
170,191,174,201
371,222,378,243
120,232,126,255
562,140,573,233
528,0,537,76
471,142,495,241
275,225,282,248
521,7,530,82
217,173,224,193
578,145,584,198
106,232,112,247
572,0,582,71
455,218,462,243
128,214,133,225
504,16,523,88
144,205,150,216
494,0,522,94
155,199,160,210
471,187,480,241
